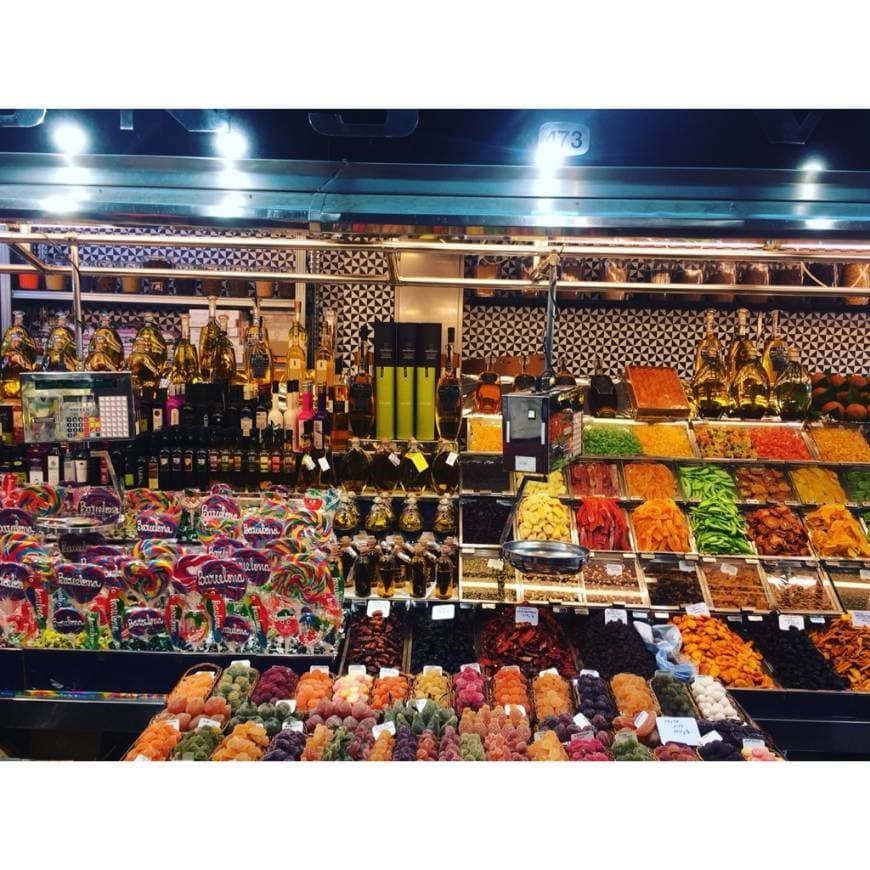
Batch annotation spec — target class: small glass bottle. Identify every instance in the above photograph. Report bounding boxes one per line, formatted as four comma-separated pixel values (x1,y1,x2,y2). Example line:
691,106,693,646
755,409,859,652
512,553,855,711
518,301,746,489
341,436,371,493
433,545,455,600
730,344,770,419
375,551,397,598
399,438,429,492
435,326,462,439
726,307,754,381
333,493,360,533
694,309,724,375
407,544,428,599
762,309,791,385
474,354,502,413
692,347,732,418
371,438,401,492
296,423,321,489
364,495,394,534
390,537,408,591
352,545,372,598
430,439,460,494
433,497,457,538
398,495,424,534
773,347,811,420
588,356,617,417
348,325,375,438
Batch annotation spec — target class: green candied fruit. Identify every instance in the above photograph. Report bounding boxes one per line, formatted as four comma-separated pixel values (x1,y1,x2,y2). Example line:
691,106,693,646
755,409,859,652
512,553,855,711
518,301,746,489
583,425,643,457
679,465,736,501
843,469,870,504
459,732,486,761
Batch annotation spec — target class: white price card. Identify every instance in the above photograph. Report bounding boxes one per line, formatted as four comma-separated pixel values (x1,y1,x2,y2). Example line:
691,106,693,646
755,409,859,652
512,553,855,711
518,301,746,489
685,602,710,617
371,721,396,738
317,456,330,472
809,617,826,624
742,738,766,751
515,606,538,626
415,699,429,712
604,608,628,625
747,614,763,622
679,560,696,572
379,667,400,678
504,704,526,717
282,719,304,732
431,604,455,621
302,455,316,471
720,562,739,577
367,600,390,618
633,711,649,729
606,562,624,577
275,699,296,713
446,452,458,467
699,730,723,746
487,558,504,571
779,614,805,631
388,452,401,467
348,664,367,676
860,570,870,581
654,612,669,620
573,712,592,729
198,717,222,730
231,659,251,668
538,668,559,677
423,665,442,675
165,718,180,730
309,665,330,673
657,717,702,746
633,620,654,645
579,669,600,678
851,611,870,628
460,662,481,673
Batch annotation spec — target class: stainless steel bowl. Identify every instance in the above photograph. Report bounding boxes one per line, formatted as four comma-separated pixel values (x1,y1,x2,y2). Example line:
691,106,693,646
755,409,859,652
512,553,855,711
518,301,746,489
502,539,589,575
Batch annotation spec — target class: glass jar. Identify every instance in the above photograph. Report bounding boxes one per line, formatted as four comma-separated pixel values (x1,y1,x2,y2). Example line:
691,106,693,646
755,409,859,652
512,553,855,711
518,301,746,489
707,261,736,304
364,496,395,534
739,261,769,305
673,265,703,302
432,497,457,537
398,496,424,534
601,259,628,301
333,494,360,533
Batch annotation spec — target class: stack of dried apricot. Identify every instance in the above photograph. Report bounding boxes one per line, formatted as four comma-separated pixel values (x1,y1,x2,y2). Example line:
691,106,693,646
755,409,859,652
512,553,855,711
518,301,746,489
366,729,395,760
166,670,216,708
371,674,410,710
301,724,335,761
124,721,183,761
532,671,572,719
527,729,568,761
295,670,334,712
211,722,269,761
491,667,531,713
672,614,773,688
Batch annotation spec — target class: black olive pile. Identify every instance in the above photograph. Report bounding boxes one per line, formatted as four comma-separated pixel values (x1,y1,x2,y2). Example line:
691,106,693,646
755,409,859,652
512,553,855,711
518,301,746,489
574,611,657,679
739,614,849,691
410,606,477,673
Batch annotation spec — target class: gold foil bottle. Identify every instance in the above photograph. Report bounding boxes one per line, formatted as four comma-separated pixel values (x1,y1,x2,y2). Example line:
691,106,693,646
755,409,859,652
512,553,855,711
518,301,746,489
198,297,221,381
2,311,37,366
730,344,770,419
168,313,200,385
0,333,32,398
761,309,791,384
283,300,308,387
89,314,124,369
137,311,167,369
127,336,162,396
773,347,811,420
85,334,118,372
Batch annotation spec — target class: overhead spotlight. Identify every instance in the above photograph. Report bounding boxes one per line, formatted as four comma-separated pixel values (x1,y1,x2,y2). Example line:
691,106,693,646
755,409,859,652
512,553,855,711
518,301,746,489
800,158,825,173
535,141,563,173
804,218,835,230
211,191,245,218
213,129,249,161
51,122,88,156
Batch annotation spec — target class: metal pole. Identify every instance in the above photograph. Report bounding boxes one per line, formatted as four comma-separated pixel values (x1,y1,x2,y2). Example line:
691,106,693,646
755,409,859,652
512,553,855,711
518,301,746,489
69,241,84,368
0,225,10,335
543,264,559,383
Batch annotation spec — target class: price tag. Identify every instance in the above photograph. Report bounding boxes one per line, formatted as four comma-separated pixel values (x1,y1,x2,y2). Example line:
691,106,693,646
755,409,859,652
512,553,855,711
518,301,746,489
699,730,723,746
860,570,870,581
379,667,399,678
851,611,870,628
605,562,624,577
533,731,544,742
720,562,738,577
515,456,536,473
573,712,592,729
504,704,526,717
165,718,180,730
538,667,559,677
747,614,763,622
657,716,702,746
446,452,458,467
461,547,475,556
633,711,648,729
487,558,504,571
410,453,429,473
685,602,710,617
632,611,648,620
654,612,669,620
317,456,330,472
348,664,367,676
367,600,390,618
779,614,805,631
415,698,429,712
809,616,826,624
275,699,296,713
633,620,653,645
231,659,251,668
302,455,316,471
388,452,401,466
423,665,442,675
679,560,696,573
515,606,538,626
481,602,496,610
604,608,628,625
431,604,455,621
727,615,743,623
198,717,222,730
579,669,599,678
282,719,304,732
134,754,152,762
460,662,481,673
371,721,397,738
742,738,766,751
309,665,330,673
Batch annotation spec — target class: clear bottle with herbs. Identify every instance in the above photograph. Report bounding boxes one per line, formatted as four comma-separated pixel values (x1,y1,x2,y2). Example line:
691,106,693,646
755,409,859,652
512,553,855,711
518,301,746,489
430,439,460,494
365,496,395,534
375,550,398,598
773,347,811,420
398,495,424,534
399,438,429,492
432,497,457,537
333,493,360,533
730,344,770,419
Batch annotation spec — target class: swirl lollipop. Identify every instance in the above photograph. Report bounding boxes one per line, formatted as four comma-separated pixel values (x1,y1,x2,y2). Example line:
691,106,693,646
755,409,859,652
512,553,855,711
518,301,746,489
196,515,241,546
132,539,183,562
11,484,63,518
122,558,172,602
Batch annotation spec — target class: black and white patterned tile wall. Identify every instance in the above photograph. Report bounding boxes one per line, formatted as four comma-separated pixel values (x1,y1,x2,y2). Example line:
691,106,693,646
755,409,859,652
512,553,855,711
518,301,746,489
461,304,870,377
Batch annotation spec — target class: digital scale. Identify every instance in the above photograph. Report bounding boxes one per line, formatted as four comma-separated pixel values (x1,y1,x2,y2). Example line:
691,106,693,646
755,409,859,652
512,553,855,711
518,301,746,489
19,372,136,444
